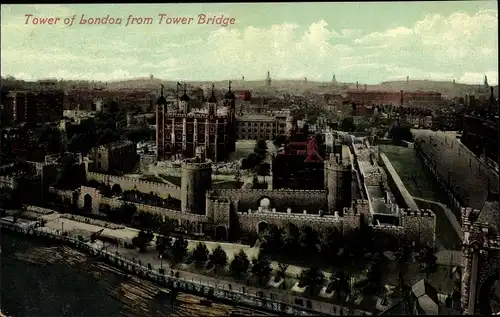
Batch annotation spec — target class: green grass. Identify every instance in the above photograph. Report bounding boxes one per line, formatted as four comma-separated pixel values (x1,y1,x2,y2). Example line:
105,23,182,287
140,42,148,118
379,145,444,203
139,175,166,183
159,175,182,186
212,181,244,190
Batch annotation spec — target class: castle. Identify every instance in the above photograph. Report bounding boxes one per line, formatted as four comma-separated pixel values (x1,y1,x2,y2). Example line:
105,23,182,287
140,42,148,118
61,138,436,248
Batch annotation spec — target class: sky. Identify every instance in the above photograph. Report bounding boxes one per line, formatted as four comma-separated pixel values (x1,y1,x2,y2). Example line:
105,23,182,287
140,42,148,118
1,2,498,85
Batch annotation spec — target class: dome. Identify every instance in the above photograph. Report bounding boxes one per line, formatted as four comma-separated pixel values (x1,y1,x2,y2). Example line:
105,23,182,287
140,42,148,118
157,84,168,105
157,95,167,105
208,92,217,103
224,90,236,100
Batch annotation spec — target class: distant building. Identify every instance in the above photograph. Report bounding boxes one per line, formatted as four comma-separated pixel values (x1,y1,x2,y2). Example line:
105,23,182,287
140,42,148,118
156,82,237,162
272,134,326,190
235,112,292,141
347,90,442,107
88,140,138,174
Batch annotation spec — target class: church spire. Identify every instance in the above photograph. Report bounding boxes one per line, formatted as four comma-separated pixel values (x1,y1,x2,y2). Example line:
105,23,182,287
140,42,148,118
160,84,164,97
484,75,489,87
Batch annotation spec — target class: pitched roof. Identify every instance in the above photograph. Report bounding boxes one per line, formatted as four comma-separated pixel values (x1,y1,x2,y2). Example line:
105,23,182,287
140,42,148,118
411,279,439,315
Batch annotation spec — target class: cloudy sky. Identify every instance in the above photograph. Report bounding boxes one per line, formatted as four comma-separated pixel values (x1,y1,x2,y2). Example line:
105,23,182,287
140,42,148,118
1,2,498,84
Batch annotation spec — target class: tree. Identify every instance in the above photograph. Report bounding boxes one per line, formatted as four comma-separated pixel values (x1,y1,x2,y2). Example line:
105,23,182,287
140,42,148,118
171,237,188,264
273,135,287,147
254,140,268,160
255,163,271,181
277,263,289,280
298,267,325,290
339,117,355,132
229,250,250,277
259,224,282,254
320,228,342,263
132,230,154,253
242,152,261,170
299,226,320,255
192,242,209,267
251,257,273,285
281,223,300,257
120,203,137,224
389,124,413,142
156,234,172,256
210,245,228,272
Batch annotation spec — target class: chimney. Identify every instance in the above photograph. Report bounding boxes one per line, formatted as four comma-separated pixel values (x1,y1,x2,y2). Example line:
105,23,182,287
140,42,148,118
400,90,404,105
364,84,367,91
356,81,359,90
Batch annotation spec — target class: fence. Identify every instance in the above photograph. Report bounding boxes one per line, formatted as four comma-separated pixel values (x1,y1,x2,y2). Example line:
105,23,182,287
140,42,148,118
1,221,340,316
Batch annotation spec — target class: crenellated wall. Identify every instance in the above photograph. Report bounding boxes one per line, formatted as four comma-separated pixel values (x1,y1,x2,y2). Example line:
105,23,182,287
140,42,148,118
74,186,208,224
206,189,327,214
400,208,436,247
86,171,181,200
236,208,361,234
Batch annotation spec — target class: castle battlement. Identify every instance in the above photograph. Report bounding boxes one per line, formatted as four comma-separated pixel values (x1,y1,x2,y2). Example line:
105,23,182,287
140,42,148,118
206,188,327,195
370,224,404,232
354,199,370,206
100,197,207,222
400,208,435,217
86,172,180,190
181,161,212,169
238,210,345,222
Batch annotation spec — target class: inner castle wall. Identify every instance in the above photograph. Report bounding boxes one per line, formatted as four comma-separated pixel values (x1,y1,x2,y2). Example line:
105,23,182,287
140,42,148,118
86,171,181,200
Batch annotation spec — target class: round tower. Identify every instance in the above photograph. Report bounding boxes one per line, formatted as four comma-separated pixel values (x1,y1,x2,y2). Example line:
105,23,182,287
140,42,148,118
324,153,345,214
181,158,212,214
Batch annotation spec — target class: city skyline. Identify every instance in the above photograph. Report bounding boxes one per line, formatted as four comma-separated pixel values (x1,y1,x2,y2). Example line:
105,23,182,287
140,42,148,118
1,2,498,85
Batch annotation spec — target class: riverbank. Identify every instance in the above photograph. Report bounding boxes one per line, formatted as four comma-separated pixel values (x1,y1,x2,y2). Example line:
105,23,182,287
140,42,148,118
0,220,325,316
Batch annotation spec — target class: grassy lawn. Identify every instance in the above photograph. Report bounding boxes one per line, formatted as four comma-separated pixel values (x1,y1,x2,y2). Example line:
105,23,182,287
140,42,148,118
139,175,166,183
379,145,460,251
379,145,444,203
159,175,182,186
212,181,244,190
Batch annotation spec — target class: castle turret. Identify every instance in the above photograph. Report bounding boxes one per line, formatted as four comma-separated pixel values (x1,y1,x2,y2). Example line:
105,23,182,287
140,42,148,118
181,157,212,215
156,84,167,160
224,80,236,152
324,152,349,214
180,83,190,113
207,83,217,116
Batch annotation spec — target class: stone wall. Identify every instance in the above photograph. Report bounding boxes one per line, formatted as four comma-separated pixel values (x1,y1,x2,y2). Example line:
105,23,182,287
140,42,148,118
0,223,329,317
206,189,327,214
236,208,361,235
24,205,55,215
378,152,419,210
98,197,208,224
86,171,181,200
400,208,436,247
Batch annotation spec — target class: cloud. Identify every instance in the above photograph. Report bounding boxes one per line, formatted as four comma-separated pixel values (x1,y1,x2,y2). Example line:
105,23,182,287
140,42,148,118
0,8,497,85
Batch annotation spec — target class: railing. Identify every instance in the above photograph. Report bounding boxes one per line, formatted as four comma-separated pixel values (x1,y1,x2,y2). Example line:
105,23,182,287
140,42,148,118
1,221,351,316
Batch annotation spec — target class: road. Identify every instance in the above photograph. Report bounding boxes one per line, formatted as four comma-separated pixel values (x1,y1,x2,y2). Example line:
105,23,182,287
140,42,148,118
37,212,370,316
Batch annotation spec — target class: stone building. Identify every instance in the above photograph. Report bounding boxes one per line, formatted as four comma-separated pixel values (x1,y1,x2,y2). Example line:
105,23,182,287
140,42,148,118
0,89,64,126
461,198,500,315
272,134,326,190
156,82,237,162
88,140,138,174
235,112,292,141
67,138,437,247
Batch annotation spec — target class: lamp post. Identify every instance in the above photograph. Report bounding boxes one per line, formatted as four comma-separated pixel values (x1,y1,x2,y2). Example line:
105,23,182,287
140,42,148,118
160,254,163,270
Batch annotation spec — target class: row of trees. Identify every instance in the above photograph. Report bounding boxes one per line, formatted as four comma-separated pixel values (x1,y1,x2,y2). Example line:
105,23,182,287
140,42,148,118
259,223,437,277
